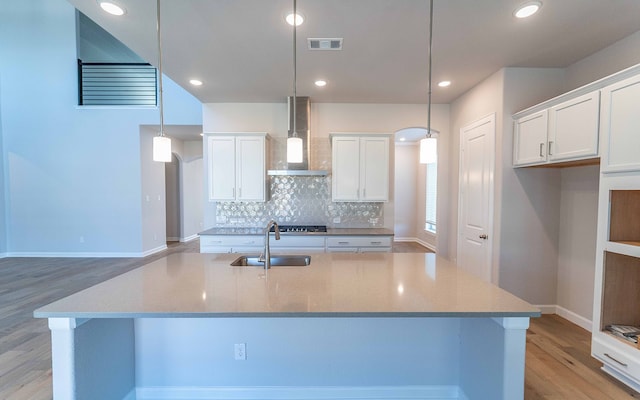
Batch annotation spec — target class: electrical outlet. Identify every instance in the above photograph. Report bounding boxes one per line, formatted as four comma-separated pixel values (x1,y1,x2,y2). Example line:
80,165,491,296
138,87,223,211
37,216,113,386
333,217,341,224
234,343,246,360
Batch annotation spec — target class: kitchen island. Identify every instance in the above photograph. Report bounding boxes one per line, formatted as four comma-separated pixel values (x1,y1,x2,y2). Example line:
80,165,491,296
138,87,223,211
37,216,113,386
34,252,539,400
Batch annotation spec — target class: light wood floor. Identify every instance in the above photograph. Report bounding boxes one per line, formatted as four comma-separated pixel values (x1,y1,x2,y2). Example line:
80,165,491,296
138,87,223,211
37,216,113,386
0,239,637,399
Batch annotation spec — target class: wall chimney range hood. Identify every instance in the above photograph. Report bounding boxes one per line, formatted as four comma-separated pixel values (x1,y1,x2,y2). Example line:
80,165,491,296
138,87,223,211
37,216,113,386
267,96,328,176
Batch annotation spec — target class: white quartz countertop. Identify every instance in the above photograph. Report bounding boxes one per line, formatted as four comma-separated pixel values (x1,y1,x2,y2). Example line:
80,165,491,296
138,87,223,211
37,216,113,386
199,227,394,236
34,253,539,319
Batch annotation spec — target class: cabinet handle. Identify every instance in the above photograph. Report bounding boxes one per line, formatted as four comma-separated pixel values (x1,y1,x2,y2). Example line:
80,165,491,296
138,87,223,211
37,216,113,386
479,234,488,240
548,141,553,156
338,241,350,245
363,188,366,198
604,353,628,367
539,143,544,157
232,188,235,198
238,188,242,198
370,241,382,245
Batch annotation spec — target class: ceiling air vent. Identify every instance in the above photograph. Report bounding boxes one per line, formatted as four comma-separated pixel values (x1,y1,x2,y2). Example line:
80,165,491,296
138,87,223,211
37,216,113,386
307,38,343,50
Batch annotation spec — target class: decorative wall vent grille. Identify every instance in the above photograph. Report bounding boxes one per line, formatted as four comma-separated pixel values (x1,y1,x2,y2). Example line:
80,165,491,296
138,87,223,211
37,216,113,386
78,60,157,106
307,38,343,50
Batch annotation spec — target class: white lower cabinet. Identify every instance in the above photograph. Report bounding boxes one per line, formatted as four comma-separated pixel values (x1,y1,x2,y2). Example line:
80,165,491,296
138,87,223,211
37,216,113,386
201,235,393,254
270,236,326,254
200,235,263,254
326,236,392,253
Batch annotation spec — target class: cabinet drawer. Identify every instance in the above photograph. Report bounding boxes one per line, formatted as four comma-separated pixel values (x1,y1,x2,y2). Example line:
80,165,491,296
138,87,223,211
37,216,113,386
200,235,262,247
592,335,640,381
326,236,392,247
270,236,326,248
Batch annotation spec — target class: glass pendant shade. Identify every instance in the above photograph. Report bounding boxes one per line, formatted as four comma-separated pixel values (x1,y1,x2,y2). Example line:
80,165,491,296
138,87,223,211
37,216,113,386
420,136,437,164
287,136,303,163
153,135,172,162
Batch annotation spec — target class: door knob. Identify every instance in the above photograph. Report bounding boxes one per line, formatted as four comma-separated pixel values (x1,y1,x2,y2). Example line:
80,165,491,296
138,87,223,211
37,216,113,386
479,234,488,239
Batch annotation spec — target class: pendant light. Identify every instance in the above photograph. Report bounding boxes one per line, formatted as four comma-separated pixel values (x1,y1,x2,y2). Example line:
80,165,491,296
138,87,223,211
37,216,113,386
153,0,171,162
420,0,437,165
287,0,303,163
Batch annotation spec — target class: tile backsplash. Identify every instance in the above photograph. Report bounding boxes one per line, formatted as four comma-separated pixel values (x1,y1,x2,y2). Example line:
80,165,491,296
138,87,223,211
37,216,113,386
215,137,384,228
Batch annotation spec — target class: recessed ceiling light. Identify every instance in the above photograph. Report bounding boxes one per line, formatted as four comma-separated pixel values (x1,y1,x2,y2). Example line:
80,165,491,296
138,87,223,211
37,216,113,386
399,137,406,142
98,1,126,16
514,1,542,18
286,13,304,26
189,79,203,86
314,80,327,87
438,80,451,88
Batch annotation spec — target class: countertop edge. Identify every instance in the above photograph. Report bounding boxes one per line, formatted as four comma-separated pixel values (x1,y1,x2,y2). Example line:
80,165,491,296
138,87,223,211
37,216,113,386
34,311,541,319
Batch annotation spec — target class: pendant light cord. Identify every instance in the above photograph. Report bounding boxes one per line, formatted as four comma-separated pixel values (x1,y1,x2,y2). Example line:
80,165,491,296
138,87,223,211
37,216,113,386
157,0,165,136
427,0,433,137
292,0,297,137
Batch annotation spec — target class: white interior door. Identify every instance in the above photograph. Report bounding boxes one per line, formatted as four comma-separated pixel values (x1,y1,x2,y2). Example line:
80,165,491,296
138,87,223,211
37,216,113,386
457,114,495,282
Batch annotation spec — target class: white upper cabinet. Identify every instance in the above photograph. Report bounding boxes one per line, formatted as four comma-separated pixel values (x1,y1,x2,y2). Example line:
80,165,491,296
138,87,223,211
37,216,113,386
548,91,600,162
513,91,600,167
600,74,640,173
331,134,390,202
513,110,548,166
207,133,268,202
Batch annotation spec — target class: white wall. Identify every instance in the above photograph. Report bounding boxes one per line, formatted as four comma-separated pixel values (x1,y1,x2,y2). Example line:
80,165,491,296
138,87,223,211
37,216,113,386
140,128,167,254
556,165,599,323
165,154,180,241
0,0,201,256
203,103,450,235
565,30,640,92
0,77,5,255
393,143,418,239
448,68,568,305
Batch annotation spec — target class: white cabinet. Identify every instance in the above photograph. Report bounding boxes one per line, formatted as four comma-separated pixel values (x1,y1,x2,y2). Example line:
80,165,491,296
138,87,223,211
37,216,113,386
207,133,268,202
513,110,548,166
270,236,326,253
548,91,600,162
331,134,390,202
199,235,263,253
513,91,600,167
600,74,640,173
326,236,392,253
591,178,640,392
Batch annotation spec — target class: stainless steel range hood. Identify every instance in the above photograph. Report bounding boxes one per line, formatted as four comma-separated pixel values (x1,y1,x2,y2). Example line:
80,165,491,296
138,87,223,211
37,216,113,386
267,96,328,176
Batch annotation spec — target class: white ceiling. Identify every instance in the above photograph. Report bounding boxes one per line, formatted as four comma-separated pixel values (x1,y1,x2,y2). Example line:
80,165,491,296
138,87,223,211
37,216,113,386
68,0,640,105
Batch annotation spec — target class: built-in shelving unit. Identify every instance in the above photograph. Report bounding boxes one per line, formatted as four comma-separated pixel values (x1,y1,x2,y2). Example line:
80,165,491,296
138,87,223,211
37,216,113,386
591,67,640,393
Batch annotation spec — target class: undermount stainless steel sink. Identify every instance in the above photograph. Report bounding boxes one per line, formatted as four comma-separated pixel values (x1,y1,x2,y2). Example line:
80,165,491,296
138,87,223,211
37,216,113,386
230,255,311,267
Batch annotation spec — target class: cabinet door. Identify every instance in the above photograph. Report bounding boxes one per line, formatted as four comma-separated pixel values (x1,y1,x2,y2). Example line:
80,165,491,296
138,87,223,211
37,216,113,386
332,136,361,201
513,110,548,167
601,74,640,173
548,91,600,162
360,137,389,201
236,136,265,201
208,136,236,201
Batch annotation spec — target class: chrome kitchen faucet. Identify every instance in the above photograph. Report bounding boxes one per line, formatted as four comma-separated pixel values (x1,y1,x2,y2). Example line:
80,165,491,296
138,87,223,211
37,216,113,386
259,220,280,269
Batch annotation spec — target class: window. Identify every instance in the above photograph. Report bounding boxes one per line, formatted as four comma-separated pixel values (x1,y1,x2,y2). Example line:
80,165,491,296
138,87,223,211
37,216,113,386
425,161,437,233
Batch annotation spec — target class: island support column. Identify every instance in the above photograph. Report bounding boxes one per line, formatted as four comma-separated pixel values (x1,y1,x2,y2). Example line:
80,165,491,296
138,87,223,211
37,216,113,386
48,318,136,400
459,317,530,399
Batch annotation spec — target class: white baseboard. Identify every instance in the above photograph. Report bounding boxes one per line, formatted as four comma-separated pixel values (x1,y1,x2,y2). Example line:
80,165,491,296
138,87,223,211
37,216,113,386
393,237,437,252
555,305,593,332
4,244,168,258
140,244,168,257
534,304,557,314
180,234,198,243
136,385,466,400
532,305,593,332
0,252,7,259
122,389,137,400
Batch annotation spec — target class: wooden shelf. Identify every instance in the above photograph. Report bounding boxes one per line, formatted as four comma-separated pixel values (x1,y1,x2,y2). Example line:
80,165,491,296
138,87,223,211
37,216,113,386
602,330,640,349
602,252,640,330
